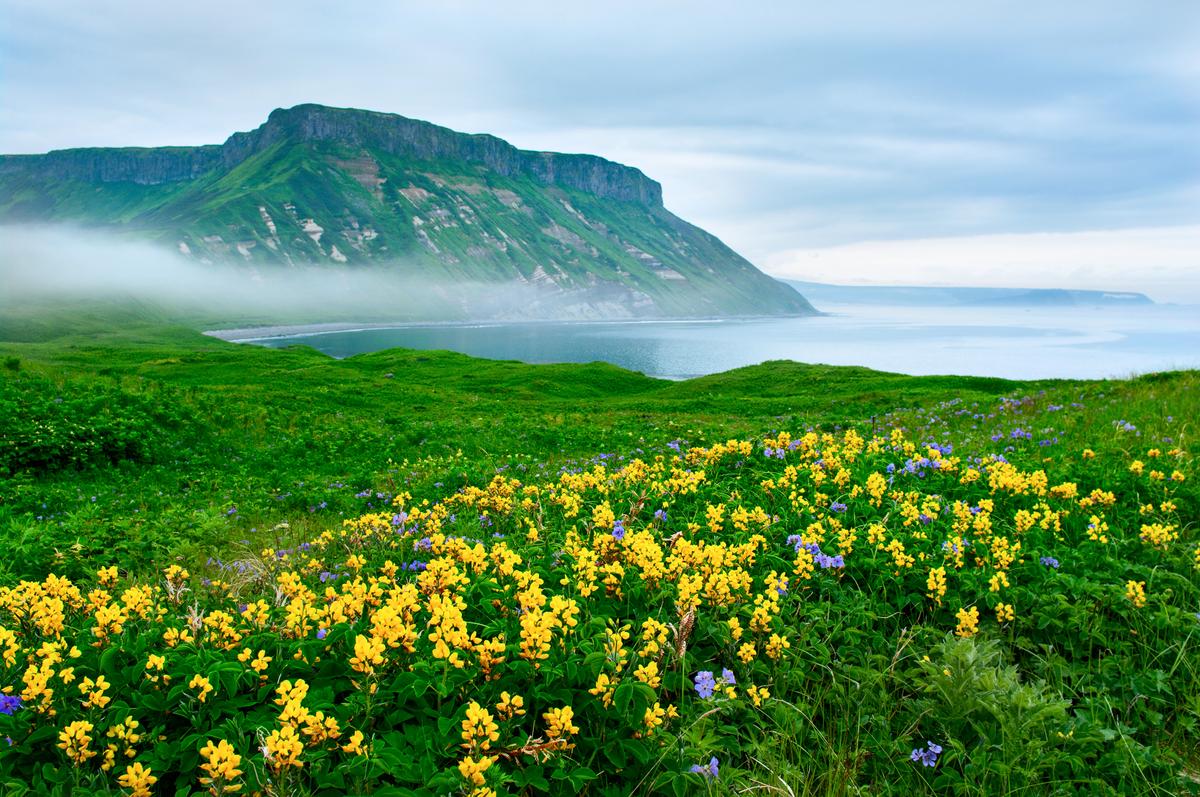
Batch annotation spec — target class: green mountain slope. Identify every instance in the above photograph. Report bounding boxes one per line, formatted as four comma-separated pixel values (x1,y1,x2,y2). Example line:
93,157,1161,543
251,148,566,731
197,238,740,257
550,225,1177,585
0,104,814,318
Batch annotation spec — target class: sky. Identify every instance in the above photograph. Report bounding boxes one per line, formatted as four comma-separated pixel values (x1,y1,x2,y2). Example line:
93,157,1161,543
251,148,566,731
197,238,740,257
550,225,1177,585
2,1,1198,300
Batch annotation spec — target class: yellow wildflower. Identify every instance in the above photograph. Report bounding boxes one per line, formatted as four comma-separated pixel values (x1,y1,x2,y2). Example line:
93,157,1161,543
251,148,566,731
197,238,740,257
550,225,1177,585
542,706,579,749
199,738,244,788
78,675,111,710
342,730,367,756
955,606,980,637
189,674,214,703
1125,580,1147,608
926,567,947,604
263,725,304,771
117,762,157,797
494,691,526,720
57,720,96,765
460,701,500,752
458,755,496,787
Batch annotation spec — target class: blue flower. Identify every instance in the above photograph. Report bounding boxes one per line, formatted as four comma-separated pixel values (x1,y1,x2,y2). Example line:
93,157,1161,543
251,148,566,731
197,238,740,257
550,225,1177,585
0,694,23,715
690,757,719,779
1039,556,1060,569
910,741,942,767
612,520,626,541
693,671,716,699
721,668,736,685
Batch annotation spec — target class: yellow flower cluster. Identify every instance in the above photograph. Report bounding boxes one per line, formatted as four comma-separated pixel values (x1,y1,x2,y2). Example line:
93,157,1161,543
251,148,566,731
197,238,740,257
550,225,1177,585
955,606,980,638
543,705,579,749
1125,580,1147,608
199,739,244,795
117,762,157,797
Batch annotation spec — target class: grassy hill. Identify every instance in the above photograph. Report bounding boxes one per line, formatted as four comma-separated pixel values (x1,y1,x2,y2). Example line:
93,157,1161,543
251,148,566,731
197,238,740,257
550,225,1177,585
0,105,814,319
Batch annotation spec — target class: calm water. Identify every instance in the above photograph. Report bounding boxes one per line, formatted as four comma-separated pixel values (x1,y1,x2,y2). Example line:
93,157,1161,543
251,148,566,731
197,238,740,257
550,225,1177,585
240,303,1200,380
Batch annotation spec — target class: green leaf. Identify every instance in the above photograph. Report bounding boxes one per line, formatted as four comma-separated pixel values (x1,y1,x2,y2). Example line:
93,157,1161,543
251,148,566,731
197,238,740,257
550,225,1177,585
567,765,599,790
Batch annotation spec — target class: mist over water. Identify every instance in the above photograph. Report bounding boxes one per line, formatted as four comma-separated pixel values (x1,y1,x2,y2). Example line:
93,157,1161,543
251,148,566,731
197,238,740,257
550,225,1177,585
0,226,562,323
4,226,1198,381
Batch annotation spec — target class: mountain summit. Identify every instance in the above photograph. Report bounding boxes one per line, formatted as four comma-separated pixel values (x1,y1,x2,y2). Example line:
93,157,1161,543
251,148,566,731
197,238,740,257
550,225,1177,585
0,104,814,318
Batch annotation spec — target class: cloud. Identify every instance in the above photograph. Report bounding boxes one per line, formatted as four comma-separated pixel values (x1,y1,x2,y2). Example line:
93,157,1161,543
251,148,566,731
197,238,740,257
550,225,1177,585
764,225,1200,303
1,1,1197,297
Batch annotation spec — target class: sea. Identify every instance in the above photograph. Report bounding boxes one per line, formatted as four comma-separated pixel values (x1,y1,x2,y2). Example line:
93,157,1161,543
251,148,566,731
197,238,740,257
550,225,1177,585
235,302,1200,381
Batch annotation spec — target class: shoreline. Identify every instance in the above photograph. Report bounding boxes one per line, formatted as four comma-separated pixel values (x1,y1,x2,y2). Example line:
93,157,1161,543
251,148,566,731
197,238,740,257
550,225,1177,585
203,313,822,342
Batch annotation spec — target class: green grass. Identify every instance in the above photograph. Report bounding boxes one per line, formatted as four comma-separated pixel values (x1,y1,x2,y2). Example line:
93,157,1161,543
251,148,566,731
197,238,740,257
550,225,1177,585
0,304,1197,795
0,305,1057,579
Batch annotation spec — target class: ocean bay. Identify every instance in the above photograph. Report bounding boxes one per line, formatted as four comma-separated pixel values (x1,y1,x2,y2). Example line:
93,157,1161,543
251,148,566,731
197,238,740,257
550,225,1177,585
238,302,1200,380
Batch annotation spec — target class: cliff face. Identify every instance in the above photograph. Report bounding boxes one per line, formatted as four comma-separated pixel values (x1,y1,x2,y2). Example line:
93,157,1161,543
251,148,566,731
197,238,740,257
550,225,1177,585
226,106,664,206
0,104,813,319
0,146,224,186
1,105,663,205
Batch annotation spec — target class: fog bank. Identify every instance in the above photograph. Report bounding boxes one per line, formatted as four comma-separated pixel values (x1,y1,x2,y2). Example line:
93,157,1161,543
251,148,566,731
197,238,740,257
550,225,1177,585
0,225,602,325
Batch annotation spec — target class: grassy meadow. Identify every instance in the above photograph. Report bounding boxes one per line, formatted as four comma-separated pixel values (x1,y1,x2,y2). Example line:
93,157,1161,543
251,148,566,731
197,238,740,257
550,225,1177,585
0,303,1197,795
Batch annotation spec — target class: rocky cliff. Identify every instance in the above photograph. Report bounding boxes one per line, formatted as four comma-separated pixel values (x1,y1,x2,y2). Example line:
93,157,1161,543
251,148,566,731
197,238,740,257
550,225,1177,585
2,105,662,204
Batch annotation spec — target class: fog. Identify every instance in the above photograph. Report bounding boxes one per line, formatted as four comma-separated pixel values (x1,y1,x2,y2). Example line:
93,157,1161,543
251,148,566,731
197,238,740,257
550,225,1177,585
0,225,578,328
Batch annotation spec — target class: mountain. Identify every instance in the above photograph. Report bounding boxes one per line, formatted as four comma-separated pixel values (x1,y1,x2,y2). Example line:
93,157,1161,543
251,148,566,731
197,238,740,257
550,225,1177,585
0,104,814,319
782,280,1153,307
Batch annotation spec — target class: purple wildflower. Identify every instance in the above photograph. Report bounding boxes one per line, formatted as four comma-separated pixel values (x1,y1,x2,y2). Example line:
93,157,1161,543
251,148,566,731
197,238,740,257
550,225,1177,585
910,741,942,767
694,671,716,699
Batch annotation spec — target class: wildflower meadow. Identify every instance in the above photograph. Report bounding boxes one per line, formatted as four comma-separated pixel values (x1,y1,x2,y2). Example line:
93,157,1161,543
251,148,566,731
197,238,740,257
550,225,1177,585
0,326,1197,795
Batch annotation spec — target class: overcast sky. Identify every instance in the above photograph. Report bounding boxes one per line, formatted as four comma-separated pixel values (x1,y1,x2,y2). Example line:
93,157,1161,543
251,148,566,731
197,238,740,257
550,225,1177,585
2,1,1198,299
